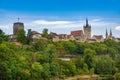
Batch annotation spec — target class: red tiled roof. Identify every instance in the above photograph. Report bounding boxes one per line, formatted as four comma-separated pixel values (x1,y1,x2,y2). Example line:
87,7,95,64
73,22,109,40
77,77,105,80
116,38,120,40
50,32,58,37
71,30,83,37
93,35,103,40
58,34,67,39
31,31,40,35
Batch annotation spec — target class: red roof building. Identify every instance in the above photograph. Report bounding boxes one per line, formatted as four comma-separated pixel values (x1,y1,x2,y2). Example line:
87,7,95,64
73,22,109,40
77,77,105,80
93,35,103,42
31,31,40,35
71,30,84,42
71,30,83,37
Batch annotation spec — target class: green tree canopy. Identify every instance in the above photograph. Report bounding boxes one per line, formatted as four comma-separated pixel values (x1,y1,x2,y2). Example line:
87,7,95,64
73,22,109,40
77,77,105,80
83,48,96,70
95,56,117,75
17,29,26,44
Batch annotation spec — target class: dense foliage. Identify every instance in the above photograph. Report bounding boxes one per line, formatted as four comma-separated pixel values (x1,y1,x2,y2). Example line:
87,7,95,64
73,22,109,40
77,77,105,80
0,29,120,79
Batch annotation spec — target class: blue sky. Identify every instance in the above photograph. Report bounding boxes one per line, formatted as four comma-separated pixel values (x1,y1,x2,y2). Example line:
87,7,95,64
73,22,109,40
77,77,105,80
0,0,120,37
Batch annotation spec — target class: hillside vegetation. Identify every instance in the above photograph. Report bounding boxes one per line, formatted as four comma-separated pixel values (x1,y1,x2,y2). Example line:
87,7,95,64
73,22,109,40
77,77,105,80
0,29,120,80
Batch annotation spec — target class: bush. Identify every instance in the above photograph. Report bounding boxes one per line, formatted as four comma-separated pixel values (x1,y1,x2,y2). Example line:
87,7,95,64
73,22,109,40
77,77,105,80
114,73,120,80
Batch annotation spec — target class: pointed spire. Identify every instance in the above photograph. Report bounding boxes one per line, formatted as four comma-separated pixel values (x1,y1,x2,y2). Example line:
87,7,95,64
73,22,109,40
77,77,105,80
86,18,89,26
106,29,108,35
110,28,112,36
106,29,108,38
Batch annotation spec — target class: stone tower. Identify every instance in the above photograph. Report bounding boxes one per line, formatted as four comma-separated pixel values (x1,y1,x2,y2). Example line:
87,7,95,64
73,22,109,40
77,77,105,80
83,18,91,40
13,18,24,35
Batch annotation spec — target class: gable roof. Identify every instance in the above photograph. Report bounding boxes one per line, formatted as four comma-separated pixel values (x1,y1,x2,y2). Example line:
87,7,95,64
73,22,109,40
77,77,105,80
49,32,58,37
71,30,83,37
58,34,67,39
93,35,103,40
31,31,40,35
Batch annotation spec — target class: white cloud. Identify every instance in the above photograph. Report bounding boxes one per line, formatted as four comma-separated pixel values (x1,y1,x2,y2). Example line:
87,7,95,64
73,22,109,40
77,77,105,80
0,24,13,34
25,19,118,29
32,20,72,25
115,26,120,31
91,18,102,22
0,25,10,29
25,20,83,29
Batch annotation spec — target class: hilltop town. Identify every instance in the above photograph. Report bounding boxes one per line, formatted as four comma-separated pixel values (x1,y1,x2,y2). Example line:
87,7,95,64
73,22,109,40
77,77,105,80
1,18,120,80
9,18,120,43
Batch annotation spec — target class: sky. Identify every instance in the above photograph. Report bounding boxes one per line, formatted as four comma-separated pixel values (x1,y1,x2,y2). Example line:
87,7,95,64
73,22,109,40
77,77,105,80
0,0,120,37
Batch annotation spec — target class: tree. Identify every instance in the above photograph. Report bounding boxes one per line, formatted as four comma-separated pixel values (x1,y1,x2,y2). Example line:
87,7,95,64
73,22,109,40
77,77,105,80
43,44,57,63
42,28,48,38
58,60,76,77
83,48,96,70
0,29,4,34
74,58,89,74
114,73,120,80
61,41,76,54
26,29,32,44
31,62,43,79
95,56,117,75
17,29,26,44
0,29,8,43
31,39,48,52
41,63,51,79
108,47,118,59
74,42,84,55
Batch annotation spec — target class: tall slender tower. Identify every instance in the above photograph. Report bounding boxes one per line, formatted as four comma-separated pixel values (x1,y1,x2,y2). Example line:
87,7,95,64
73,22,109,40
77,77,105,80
106,29,108,39
13,18,24,35
83,18,91,40
109,28,112,39
110,28,112,36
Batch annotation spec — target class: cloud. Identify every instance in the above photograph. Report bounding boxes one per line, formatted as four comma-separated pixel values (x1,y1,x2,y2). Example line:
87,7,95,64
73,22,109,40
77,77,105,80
0,24,13,34
26,19,117,29
32,20,72,25
0,24,11,29
25,20,83,29
115,26,120,31
91,18,103,22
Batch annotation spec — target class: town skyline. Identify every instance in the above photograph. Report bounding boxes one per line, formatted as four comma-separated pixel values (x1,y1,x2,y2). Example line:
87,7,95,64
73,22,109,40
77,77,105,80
0,0,120,37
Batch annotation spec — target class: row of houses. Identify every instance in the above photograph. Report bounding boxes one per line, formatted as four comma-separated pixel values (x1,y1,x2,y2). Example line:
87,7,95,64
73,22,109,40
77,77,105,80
23,29,120,43
50,31,104,42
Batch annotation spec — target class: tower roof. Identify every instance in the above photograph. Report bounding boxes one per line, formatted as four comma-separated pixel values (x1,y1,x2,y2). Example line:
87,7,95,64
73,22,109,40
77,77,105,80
86,18,89,26
84,18,91,27
106,29,108,35
110,28,112,35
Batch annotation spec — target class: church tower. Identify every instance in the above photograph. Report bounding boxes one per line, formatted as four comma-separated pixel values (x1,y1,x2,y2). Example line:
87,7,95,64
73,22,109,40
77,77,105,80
83,18,91,40
13,18,24,35
106,29,108,39
110,28,112,37
109,28,112,39
105,28,113,40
